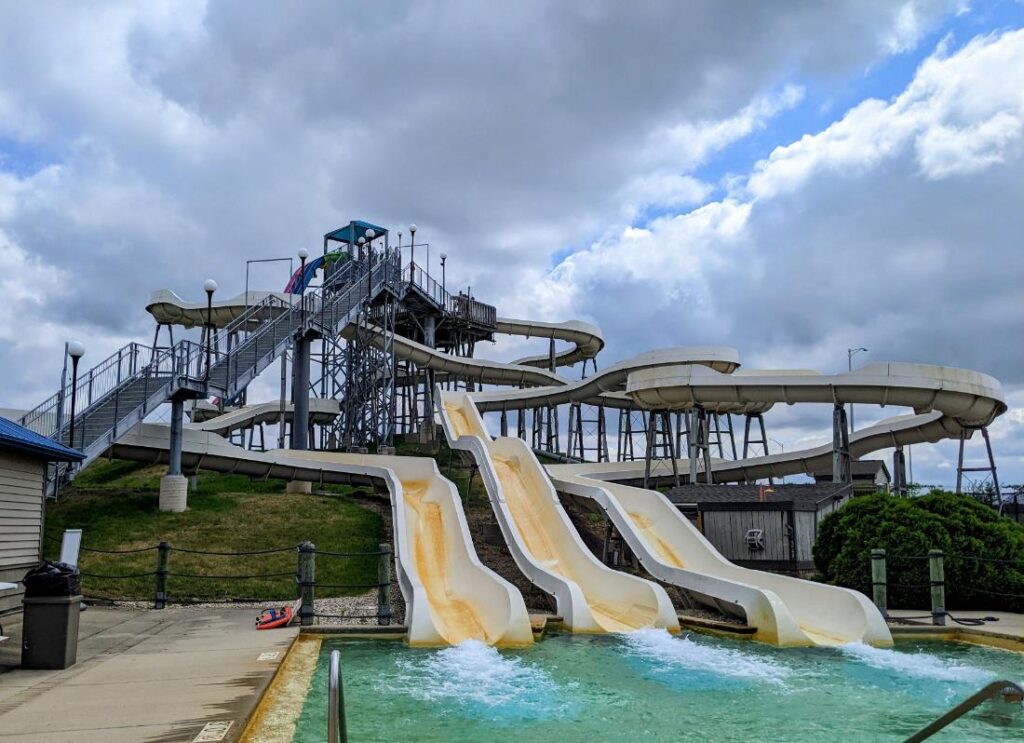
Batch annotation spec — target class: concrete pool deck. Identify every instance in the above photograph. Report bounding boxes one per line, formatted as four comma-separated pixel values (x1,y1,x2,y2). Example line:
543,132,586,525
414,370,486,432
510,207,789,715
0,607,295,742
888,609,1024,651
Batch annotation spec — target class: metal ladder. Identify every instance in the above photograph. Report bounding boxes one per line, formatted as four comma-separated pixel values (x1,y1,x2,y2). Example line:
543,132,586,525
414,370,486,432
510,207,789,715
905,679,1023,742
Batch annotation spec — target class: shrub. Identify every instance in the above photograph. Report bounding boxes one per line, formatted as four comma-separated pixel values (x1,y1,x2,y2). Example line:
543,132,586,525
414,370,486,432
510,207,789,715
814,491,1024,612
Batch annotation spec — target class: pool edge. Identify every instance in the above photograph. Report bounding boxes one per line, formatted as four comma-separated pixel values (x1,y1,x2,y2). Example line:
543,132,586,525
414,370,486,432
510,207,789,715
240,634,323,742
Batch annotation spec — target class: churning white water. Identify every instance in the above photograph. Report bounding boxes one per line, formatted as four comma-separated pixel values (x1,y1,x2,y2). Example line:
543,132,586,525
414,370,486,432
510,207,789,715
622,628,793,685
375,639,574,720
841,642,994,684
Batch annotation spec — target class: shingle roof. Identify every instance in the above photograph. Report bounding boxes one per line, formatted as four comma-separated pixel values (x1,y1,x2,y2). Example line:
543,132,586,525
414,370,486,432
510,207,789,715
0,417,85,462
666,483,845,507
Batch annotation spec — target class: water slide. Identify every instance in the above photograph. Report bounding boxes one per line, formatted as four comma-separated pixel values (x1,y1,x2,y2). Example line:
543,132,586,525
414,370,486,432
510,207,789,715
109,423,533,648
455,362,1003,646
143,289,1006,646
440,391,679,633
188,398,341,436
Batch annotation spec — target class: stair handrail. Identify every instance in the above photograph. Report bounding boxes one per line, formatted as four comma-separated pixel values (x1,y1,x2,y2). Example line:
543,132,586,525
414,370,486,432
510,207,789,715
327,649,348,743
17,341,152,437
19,250,399,451
905,678,1023,742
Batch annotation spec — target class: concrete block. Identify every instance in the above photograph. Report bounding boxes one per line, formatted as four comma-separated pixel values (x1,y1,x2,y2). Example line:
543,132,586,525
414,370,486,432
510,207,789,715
159,475,188,512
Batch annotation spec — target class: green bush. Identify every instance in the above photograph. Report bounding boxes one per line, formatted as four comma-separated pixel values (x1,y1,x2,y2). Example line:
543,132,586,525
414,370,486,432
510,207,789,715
814,491,1024,612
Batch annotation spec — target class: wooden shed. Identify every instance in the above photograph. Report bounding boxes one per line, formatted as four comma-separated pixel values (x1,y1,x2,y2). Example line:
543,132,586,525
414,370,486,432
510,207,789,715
667,483,852,574
0,417,84,614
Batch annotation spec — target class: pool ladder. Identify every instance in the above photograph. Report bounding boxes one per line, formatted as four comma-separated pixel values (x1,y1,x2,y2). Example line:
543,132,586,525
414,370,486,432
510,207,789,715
328,650,348,743
905,679,1023,742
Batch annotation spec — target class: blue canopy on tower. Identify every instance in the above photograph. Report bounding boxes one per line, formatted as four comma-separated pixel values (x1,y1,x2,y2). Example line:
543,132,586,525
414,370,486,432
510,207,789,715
324,220,388,245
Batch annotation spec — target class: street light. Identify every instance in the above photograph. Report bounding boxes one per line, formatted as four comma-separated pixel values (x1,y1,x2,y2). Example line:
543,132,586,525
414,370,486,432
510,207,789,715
440,252,448,294
204,279,217,381
67,341,85,450
409,224,417,266
847,347,868,431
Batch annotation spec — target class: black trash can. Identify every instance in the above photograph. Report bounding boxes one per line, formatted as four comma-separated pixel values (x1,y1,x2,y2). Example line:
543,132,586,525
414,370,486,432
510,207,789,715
21,561,82,670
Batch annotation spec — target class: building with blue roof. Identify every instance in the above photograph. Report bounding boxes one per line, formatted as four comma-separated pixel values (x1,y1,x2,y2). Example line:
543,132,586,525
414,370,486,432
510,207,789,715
0,417,84,613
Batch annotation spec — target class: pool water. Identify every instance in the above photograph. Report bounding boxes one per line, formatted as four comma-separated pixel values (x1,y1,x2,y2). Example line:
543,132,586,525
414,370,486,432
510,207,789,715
293,632,1023,742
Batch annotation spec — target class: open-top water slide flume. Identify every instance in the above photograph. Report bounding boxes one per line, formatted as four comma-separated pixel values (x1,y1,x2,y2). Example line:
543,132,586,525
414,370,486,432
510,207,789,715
143,288,1005,647
108,423,534,648
347,325,1001,646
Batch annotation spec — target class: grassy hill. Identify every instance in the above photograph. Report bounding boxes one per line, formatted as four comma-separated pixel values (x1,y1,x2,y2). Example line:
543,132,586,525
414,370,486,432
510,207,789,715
45,460,384,603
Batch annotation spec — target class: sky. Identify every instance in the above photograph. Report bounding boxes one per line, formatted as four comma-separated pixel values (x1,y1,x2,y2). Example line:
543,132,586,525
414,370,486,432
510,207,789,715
0,1,1022,489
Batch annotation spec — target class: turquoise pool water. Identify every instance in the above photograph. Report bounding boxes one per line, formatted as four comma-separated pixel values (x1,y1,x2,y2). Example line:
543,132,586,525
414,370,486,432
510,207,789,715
294,632,1023,742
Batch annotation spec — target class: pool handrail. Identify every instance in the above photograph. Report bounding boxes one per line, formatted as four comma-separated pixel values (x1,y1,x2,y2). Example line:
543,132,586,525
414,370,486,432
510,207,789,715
904,678,1023,742
328,650,347,743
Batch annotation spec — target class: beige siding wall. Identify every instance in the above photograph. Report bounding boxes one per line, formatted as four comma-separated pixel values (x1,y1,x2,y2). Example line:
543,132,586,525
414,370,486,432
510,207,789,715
0,451,45,614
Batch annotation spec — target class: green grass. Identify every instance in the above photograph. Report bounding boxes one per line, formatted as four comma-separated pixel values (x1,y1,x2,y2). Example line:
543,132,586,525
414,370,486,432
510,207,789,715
46,461,384,603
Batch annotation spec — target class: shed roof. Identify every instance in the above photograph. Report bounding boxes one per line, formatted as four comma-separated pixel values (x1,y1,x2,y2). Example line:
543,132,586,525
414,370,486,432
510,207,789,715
666,483,845,508
810,459,891,481
0,417,85,462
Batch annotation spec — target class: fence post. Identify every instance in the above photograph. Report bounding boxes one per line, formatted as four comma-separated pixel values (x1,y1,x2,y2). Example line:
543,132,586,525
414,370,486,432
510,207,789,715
871,548,887,619
154,541,169,610
929,549,945,626
378,543,392,626
298,541,316,626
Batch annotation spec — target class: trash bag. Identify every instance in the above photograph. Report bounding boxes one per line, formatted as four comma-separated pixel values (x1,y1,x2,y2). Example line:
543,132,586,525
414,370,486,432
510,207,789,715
22,561,81,597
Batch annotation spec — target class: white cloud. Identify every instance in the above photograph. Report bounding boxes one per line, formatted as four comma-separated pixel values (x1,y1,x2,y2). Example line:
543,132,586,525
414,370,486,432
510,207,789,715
523,27,1024,486
746,29,1024,199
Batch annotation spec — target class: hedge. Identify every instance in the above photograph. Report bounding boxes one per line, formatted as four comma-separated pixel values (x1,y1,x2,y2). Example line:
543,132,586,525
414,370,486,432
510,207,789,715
814,491,1024,612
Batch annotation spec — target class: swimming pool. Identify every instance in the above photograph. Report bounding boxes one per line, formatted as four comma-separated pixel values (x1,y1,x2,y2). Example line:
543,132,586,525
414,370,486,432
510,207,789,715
291,632,1023,742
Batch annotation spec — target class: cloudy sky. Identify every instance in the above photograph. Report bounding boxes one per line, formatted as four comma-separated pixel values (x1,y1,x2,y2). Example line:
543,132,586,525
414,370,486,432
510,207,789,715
1,1,1022,488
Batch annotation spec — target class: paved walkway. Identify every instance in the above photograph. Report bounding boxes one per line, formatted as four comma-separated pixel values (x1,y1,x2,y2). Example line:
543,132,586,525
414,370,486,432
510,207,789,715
889,609,1024,650
0,607,296,742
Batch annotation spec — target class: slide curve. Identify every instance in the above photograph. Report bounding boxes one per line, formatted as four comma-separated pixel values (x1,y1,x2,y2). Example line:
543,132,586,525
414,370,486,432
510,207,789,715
143,287,1006,647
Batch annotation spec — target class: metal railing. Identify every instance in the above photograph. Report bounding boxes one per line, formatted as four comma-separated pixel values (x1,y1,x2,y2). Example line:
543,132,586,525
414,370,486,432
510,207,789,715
328,650,348,743
905,679,1023,742
449,291,497,327
403,261,447,307
399,260,497,327
20,251,402,486
18,342,150,437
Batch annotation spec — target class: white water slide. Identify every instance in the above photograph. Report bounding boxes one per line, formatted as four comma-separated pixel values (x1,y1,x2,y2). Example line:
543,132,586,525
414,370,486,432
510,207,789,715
109,423,533,648
144,290,1005,646
371,326,1002,646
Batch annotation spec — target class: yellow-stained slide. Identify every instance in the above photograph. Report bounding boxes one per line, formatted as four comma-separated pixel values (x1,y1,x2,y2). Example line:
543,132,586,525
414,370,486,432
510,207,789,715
439,391,679,634
111,426,533,647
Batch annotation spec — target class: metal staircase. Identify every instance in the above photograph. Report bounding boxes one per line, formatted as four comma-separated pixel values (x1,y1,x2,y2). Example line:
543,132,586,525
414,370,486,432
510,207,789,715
16,254,400,474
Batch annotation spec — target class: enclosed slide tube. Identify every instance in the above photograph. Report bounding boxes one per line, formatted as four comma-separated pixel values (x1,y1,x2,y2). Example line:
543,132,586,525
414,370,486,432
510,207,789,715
109,424,533,648
439,391,679,634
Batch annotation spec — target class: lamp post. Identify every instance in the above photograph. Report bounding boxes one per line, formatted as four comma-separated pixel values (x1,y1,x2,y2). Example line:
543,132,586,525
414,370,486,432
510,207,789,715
67,341,85,450
297,248,309,328
204,279,217,381
409,224,417,267
847,347,868,431
440,252,447,294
